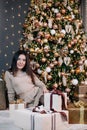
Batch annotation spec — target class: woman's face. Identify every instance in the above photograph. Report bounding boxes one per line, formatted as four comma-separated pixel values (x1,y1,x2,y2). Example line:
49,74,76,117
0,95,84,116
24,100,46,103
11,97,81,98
17,54,26,70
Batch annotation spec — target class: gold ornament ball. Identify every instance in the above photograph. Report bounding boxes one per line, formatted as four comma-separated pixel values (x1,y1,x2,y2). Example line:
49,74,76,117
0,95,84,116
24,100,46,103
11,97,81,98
78,39,82,43
30,48,34,52
68,44,72,48
53,24,58,29
68,17,73,22
45,33,50,39
50,63,54,68
76,68,80,74
42,57,47,62
37,49,42,53
74,9,79,14
54,52,59,57
53,61,58,65
43,38,48,43
65,16,69,20
60,33,65,38
46,53,50,57
71,69,75,73
82,70,85,73
56,13,61,17
43,22,48,27
36,63,40,68
61,9,66,14
47,75,52,80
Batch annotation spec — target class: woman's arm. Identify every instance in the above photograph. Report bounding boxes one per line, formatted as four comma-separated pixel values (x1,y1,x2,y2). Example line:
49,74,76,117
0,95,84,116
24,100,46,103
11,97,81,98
4,71,15,103
34,74,49,93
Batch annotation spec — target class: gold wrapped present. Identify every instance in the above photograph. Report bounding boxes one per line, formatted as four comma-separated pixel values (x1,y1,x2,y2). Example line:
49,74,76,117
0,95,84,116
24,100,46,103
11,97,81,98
68,102,87,124
74,93,87,102
74,84,87,102
74,84,87,94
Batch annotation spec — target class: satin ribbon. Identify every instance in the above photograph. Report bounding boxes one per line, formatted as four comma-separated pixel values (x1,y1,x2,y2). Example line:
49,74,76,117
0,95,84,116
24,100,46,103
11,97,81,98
50,89,67,111
32,106,67,121
80,106,84,124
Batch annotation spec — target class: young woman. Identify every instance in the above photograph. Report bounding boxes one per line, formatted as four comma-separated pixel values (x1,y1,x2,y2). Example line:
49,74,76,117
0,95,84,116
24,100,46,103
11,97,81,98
4,50,48,107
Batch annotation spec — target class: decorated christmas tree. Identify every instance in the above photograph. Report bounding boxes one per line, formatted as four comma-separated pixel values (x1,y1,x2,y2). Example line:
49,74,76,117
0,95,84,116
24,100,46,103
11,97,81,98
20,0,87,102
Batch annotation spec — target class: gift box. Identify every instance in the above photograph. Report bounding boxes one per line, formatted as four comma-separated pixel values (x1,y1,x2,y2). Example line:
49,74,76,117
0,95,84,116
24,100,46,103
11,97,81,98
9,99,25,118
75,84,87,94
53,110,69,130
13,109,33,130
12,108,69,130
44,91,67,111
9,99,25,110
74,93,87,102
74,84,87,102
68,103,87,124
9,103,25,110
13,109,52,130
33,113,52,130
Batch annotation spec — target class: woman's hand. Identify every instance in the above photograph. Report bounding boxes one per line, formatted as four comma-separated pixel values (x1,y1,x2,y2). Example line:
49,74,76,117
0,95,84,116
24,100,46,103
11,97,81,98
43,87,49,93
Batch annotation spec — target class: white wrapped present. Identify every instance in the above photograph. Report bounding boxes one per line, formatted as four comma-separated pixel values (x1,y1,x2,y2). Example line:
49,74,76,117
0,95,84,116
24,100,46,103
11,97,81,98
44,91,67,111
13,109,53,130
53,110,69,130
33,113,52,130
9,99,25,111
9,100,25,118
13,109,33,130
9,103,25,119
9,103,25,110
12,106,69,130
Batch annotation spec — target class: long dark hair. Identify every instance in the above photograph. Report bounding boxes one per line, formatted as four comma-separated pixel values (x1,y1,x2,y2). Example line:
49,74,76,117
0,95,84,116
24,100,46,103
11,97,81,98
9,50,35,84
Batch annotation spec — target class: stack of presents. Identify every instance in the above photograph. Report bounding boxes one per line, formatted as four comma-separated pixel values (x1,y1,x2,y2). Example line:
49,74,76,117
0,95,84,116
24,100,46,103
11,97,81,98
68,83,87,124
8,84,87,130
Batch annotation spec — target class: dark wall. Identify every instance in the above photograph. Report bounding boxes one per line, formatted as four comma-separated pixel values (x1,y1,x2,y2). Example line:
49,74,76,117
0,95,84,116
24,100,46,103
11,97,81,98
0,0,30,77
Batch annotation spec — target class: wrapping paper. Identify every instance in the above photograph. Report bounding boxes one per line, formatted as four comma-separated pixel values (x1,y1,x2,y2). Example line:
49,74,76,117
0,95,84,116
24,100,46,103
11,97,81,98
13,109,52,130
13,109,33,130
74,84,87,102
33,113,52,130
68,107,87,124
75,84,87,94
9,103,25,110
9,103,25,118
44,92,67,111
53,110,69,130
12,108,69,130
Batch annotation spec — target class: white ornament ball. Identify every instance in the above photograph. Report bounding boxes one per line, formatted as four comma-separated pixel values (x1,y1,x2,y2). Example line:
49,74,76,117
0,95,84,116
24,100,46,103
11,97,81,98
61,29,66,34
71,79,78,85
70,50,74,54
50,29,56,35
65,88,71,93
37,69,42,74
54,9,59,13
46,67,51,73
